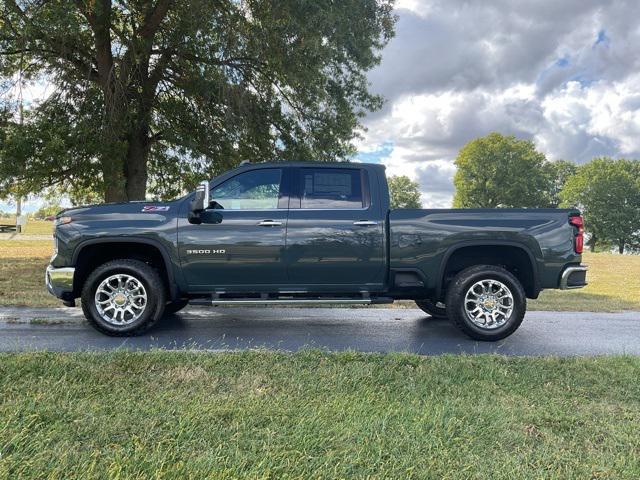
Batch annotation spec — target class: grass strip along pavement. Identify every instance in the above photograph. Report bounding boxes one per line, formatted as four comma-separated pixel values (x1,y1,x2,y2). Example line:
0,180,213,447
0,351,639,479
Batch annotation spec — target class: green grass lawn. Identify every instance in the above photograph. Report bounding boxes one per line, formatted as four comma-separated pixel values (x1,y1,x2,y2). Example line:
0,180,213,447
0,241,59,307
0,240,639,311
529,250,640,311
0,218,53,236
0,351,639,479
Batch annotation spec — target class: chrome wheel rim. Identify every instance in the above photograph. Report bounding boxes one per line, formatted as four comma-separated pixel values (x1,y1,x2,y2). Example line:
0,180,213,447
94,274,147,326
464,279,513,329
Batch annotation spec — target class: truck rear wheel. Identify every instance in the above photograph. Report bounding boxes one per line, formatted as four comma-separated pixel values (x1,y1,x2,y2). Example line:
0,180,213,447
415,299,447,319
81,259,166,336
445,265,526,341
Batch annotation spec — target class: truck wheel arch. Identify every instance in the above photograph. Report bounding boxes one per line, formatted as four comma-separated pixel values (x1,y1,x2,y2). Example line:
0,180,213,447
436,241,540,300
71,237,179,300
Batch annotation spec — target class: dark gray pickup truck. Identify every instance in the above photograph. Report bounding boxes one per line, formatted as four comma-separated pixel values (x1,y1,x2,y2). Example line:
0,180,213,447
47,162,587,340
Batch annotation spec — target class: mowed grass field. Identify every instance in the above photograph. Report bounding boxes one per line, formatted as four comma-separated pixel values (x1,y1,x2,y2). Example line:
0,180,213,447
0,241,58,306
1,351,639,479
530,251,640,311
0,218,53,236
1,240,638,311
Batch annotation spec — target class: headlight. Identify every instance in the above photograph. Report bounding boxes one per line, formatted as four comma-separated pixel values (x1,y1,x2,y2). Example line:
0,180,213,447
54,216,73,226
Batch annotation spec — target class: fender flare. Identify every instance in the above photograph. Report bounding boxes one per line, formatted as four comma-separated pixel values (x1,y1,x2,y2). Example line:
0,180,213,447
72,236,179,300
436,240,541,299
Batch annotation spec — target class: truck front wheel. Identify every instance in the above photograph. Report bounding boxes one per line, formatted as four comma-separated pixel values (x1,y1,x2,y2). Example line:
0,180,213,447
81,259,166,336
165,299,189,315
445,265,526,341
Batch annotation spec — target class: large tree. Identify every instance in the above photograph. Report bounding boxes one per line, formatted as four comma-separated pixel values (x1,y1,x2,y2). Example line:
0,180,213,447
0,0,395,202
387,175,421,208
452,132,550,208
560,158,640,254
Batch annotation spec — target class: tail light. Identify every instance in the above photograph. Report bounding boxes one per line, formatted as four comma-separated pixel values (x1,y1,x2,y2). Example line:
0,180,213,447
569,215,584,254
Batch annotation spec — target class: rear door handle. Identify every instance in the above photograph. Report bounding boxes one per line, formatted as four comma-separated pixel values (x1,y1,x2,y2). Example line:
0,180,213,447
353,220,378,226
258,220,283,227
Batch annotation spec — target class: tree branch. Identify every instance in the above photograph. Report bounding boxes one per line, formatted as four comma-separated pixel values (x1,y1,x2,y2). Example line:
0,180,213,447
145,49,172,100
77,0,114,88
116,0,173,97
148,129,165,144
138,0,173,39
4,0,27,19
0,47,100,82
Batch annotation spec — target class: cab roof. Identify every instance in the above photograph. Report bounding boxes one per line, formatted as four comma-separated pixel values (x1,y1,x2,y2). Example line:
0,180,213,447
236,161,385,170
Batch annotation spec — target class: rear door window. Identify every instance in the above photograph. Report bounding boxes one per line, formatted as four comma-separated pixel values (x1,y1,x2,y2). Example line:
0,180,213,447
299,168,367,209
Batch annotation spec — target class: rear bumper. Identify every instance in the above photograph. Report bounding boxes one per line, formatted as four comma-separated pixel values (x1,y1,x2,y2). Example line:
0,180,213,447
45,265,75,299
559,264,588,290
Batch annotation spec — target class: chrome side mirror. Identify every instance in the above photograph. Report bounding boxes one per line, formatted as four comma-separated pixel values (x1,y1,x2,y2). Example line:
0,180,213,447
191,180,210,213
188,180,210,224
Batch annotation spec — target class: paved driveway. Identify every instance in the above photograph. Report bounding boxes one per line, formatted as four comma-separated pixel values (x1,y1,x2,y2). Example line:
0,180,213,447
1,306,639,356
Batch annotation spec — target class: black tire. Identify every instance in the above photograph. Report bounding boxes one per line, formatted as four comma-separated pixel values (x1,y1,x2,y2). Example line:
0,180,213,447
81,259,166,336
445,265,526,341
165,299,189,315
415,299,447,319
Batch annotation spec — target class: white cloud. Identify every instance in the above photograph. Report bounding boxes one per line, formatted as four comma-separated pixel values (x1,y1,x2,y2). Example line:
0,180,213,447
359,0,640,207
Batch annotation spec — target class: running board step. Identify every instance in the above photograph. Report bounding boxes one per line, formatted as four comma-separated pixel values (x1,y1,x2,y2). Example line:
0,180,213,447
189,297,394,306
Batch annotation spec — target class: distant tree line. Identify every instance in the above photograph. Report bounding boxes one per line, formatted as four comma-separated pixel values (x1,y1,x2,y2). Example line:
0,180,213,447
453,132,640,254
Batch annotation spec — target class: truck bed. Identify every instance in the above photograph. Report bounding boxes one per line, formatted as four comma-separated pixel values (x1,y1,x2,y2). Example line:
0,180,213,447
388,208,582,296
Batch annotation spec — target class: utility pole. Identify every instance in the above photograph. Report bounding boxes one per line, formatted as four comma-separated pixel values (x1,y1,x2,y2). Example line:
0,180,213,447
15,50,24,234
16,197,22,234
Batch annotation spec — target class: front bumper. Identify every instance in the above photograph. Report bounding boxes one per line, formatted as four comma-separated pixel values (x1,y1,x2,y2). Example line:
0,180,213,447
559,264,588,289
45,265,75,299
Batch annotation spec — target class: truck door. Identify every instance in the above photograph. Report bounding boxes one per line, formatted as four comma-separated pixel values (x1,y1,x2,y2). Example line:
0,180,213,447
178,167,290,290
285,167,385,291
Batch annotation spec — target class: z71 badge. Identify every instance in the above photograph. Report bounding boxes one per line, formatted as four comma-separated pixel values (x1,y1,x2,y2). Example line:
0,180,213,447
141,205,170,212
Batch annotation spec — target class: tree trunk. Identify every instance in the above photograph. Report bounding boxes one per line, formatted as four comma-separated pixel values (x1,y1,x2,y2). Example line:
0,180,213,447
102,157,128,203
588,234,597,252
101,122,150,203
124,126,150,201
103,183,127,203
619,240,625,254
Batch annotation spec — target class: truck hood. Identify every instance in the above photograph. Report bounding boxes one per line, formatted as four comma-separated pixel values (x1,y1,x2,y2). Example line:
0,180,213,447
58,200,179,221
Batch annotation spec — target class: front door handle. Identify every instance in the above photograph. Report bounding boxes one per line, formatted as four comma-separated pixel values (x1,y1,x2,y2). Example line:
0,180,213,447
258,220,283,227
353,220,378,226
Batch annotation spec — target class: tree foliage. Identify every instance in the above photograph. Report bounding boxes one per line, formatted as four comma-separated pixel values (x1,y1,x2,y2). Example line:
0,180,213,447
32,203,64,219
388,175,421,209
452,133,551,208
544,159,577,208
1,0,396,202
560,158,640,254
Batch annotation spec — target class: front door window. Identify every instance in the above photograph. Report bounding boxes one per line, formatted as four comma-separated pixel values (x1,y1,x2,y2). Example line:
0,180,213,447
211,169,282,210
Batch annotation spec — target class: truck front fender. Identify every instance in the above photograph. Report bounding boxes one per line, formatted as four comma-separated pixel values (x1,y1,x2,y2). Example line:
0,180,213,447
71,236,181,300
